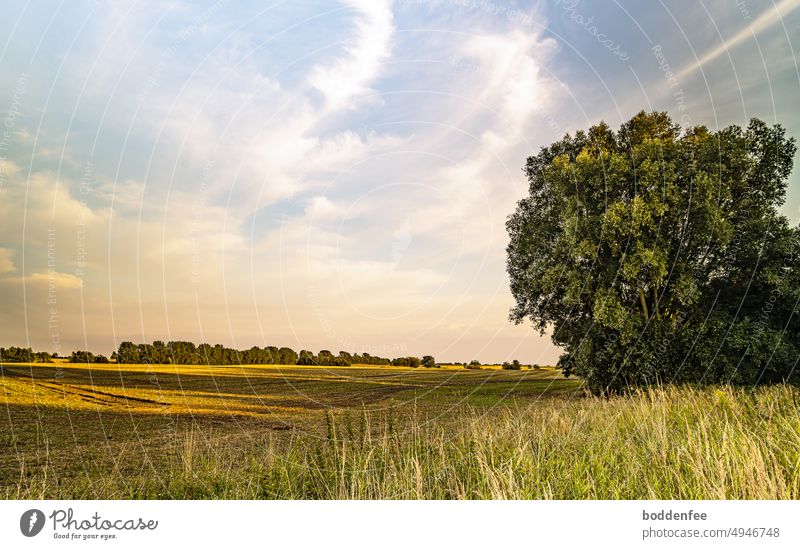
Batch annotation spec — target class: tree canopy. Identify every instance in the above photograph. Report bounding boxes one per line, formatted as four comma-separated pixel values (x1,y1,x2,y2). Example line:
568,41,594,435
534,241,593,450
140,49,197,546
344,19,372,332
507,111,799,393
0,347,51,363
112,340,408,367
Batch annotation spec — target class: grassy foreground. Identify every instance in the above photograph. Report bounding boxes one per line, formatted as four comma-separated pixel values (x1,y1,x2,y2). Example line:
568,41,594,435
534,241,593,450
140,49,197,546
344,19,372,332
5,379,799,499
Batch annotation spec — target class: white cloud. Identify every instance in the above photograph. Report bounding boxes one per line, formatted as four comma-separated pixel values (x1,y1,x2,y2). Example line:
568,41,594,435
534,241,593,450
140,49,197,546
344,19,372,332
309,0,394,109
0,160,21,180
0,248,15,273
400,28,563,262
306,195,342,219
0,1,565,363
11,272,84,289
128,1,401,220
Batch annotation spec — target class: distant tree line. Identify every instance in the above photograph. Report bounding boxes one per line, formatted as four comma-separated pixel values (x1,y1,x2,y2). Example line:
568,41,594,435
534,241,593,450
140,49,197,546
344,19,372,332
114,341,303,366
446,359,540,370
0,347,113,364
1,342,531,370
69,350,109,364
111,341,439,368
0,347,53,363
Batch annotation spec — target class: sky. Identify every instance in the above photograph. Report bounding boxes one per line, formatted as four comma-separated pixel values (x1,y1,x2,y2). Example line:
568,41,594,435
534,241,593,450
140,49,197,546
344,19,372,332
0,0,798,363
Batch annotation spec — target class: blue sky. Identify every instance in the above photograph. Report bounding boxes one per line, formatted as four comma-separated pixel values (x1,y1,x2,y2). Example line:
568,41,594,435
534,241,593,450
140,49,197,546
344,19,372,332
1,0,799,363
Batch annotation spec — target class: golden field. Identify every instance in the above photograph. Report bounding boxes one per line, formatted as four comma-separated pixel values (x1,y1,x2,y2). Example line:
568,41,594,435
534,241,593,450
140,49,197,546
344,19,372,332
2,362,799,499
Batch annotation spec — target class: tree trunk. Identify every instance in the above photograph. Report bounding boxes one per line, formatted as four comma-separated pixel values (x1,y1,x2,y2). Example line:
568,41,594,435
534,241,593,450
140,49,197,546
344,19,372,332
638,288,650,320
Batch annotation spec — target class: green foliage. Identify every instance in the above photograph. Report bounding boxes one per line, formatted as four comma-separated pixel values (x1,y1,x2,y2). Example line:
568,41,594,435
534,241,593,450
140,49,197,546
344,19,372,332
421,355,436,368
502,361,521,370
391,356,422,367
116,342,140,364
507,111,799,393
66,350,107,364
0,347,51,363
112,340,394,366
352,352,391,366
69,350,95,363
67,350,108,364
297,349,315,365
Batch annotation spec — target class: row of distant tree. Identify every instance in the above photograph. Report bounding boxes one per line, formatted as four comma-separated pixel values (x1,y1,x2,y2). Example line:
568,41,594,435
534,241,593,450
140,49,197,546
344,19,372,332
0,347,54,363
453,359,540,370
1,342,533,369
4,341,434,368
0,347,111,363
109,341,437,367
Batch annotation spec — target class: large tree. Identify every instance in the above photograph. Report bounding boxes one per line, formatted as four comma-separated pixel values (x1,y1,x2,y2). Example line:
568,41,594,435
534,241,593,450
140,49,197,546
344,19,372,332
507,111,799,393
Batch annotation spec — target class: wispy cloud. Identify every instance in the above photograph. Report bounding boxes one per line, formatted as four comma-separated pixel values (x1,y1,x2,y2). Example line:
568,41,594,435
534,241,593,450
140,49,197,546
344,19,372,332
3,0,796,363
0,248,15,273
9,272,84,289
309,0,394,109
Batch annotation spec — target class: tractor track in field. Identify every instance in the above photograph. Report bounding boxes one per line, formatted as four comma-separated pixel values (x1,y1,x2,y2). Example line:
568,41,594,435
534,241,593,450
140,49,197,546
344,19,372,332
1,366,169,409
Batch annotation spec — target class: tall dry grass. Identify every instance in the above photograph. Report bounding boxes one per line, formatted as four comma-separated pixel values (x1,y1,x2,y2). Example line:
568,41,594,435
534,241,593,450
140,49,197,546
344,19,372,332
6,385,800,499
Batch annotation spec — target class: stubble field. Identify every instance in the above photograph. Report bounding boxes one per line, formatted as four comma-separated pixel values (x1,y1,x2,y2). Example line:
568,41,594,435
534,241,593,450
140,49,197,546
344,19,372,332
1,362,798,499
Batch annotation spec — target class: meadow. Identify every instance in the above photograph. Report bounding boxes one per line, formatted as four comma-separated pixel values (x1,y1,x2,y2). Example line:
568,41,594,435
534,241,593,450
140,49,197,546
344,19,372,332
1,362,798,499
